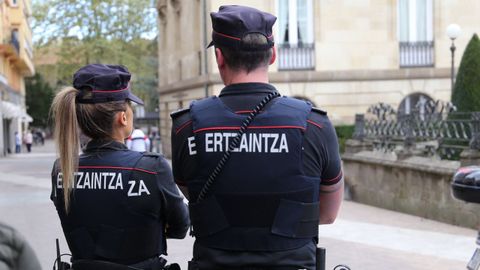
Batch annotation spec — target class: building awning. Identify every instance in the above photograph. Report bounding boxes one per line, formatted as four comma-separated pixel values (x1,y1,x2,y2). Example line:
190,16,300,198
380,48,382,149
1,101,33,122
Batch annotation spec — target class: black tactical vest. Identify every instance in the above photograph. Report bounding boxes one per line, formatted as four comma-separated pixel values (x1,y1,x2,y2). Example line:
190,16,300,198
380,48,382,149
51,145,165,265
188,96,320,251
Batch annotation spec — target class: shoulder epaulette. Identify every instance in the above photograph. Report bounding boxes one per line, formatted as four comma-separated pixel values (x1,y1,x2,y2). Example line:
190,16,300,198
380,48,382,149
142,152,162,158
170,108,190,118
312,107,327,115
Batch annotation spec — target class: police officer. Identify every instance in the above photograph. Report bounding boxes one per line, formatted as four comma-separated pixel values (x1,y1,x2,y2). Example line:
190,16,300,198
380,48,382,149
50,64,189,270
171,5,344,270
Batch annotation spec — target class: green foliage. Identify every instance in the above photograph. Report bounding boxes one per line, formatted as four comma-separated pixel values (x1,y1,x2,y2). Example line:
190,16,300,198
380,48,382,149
451,33,480,112
335,125,355,153
32,0,159,111
33,0,157,45
25,73,55,127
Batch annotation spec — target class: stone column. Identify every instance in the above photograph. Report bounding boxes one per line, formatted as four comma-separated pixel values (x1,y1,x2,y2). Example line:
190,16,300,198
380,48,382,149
345,114,372,154
395,113,418,160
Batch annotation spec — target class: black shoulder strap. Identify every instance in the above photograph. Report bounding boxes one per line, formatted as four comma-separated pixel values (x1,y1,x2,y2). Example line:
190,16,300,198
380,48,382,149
170,108,190,118
195,92,280,203
312,107,327,115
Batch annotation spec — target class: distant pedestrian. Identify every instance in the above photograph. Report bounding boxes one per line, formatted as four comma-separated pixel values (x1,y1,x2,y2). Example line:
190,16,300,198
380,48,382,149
14,132,21,153
149,131,161,153
35,130,44,145
126,127,150,152
24,130,33,153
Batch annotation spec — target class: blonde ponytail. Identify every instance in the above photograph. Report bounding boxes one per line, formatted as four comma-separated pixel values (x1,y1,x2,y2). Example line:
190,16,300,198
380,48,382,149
50,86,129,212
50,87,80,212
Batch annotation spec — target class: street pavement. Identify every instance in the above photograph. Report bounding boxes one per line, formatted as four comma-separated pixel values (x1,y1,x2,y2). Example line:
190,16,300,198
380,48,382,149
0,140,477,270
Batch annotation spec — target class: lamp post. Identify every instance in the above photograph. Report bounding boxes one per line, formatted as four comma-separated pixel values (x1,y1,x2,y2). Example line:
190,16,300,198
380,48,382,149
446,24,461,93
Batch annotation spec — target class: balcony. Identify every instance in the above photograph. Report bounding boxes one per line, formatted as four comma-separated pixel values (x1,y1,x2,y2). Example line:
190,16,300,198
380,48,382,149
0,30,34,76
277,43,315,70
0,30,20,56
399,41,435,68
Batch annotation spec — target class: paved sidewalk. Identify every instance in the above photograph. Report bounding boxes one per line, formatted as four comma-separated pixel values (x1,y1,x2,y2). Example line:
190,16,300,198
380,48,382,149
0,140,477,269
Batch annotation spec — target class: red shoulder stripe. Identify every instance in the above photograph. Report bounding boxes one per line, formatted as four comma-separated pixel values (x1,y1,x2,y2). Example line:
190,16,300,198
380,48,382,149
175,120,193,135
307,120,323,129
322,170,343,183
193,125,306,133
235,110,254,114
78,166,157,175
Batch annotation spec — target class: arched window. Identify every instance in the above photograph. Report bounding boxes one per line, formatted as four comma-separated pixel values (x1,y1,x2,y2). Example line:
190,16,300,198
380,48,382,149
398,92,434,117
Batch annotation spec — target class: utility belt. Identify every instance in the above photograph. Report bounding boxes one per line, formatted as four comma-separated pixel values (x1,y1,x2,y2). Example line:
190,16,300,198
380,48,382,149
187,247,326,270
71,257,180,270
54,253,179,270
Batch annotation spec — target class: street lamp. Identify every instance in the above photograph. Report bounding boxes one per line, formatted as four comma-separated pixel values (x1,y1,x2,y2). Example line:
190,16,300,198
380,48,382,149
446,23,461,93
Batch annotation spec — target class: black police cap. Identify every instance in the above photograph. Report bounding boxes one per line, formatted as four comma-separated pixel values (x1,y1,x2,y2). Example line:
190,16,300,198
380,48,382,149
73,64,144,105
207,5,277,51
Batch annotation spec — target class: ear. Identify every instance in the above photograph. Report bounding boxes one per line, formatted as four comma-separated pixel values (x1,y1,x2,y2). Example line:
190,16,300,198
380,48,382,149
215,48,225,69
269,46,276,65
117,111,128,127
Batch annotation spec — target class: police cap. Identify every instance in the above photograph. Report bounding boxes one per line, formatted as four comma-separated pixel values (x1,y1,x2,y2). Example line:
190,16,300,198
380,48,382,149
207,5,277,51
74,64,144,105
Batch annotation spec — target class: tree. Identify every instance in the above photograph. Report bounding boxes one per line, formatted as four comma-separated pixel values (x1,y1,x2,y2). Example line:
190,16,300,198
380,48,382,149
33,0,157,47
25,73,55,127
32,0,159,110
451,33,480,112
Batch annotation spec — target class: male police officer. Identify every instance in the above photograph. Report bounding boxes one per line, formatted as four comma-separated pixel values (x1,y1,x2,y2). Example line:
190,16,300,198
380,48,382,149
171,5,343,270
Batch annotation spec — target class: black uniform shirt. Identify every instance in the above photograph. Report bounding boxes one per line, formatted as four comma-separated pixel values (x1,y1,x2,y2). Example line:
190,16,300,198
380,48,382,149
50,140,190,265
171,83,342,269
171,83,342,188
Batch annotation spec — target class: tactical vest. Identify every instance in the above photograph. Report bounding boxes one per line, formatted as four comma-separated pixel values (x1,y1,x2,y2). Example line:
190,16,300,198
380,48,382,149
52,150,164,265
188,96,320,251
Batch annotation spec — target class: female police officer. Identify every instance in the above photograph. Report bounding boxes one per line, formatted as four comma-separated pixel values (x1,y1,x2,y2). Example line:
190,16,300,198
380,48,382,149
50,64,189,270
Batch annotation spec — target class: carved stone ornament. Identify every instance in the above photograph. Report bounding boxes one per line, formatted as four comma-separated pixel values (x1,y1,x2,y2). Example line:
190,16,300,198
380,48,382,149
157,0,167,23
170,0,181,14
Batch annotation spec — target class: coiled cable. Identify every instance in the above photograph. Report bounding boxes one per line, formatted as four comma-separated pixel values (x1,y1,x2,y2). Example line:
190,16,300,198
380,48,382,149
195,91,280,203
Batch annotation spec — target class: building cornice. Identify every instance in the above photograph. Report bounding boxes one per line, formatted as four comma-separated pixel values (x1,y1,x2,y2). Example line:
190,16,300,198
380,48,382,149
158,67,451,94
270,67,451,82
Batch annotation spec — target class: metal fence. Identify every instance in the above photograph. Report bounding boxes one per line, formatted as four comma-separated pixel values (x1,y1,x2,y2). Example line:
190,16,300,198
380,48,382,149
399,41,435,68
354,100,480,159
277,43,315,70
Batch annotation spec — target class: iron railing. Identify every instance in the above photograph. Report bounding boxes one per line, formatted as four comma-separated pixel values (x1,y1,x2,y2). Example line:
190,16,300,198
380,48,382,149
277,43,315,70
354,100,480,160
399,41,434,68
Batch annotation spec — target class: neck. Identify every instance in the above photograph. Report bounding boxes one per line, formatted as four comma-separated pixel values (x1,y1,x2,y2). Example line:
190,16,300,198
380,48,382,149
111,130,127,144
223,67,269,86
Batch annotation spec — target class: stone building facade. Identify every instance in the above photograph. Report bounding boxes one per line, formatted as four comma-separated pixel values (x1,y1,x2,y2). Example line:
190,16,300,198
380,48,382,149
157,0,480,157
0,0,35,156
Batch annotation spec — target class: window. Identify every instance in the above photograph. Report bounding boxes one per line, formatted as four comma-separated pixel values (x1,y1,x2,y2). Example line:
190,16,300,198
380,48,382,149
398,92,434,118
276,0,315,70
398,0,434,67
11,30,20,54
24,38,33,59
